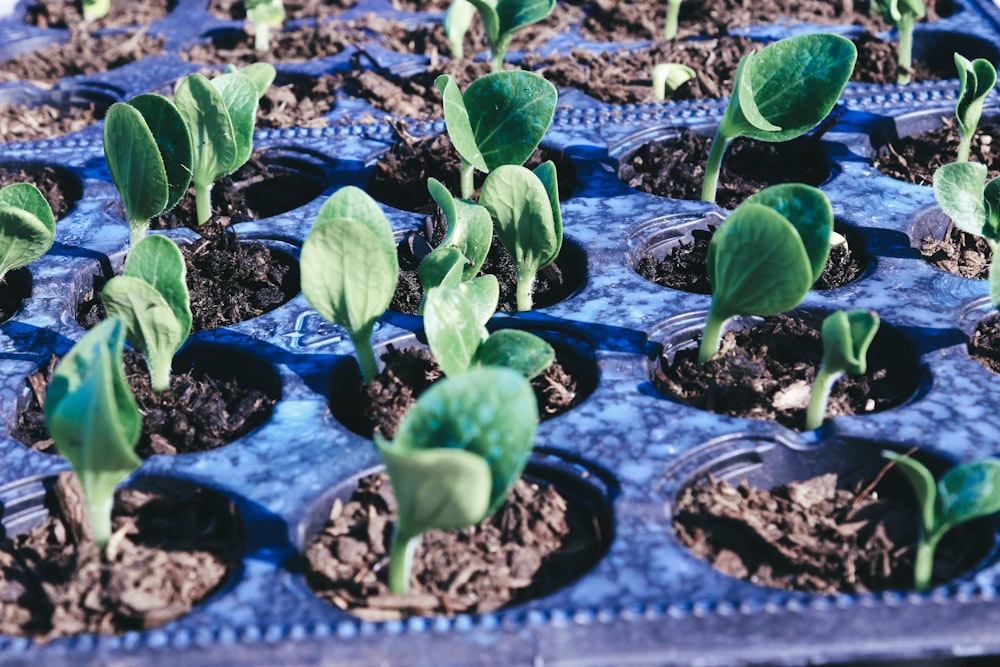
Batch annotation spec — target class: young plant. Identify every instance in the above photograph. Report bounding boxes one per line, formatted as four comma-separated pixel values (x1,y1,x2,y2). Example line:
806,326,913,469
300,186,398,383
436,70,557,199
932,161,1000,304
700,33,857,203
664,0,682,40
804,309,880,430
247,0,284,53
100,234,191,392
871,0,925,84
652,63,695,100
172,65,275,225
103,94,193,247
81,0,110,21
699,183,833,365
882,451,1000,591
427,176,493,280
0,182,56,283
375,366,538,594
459,0,556,71
954,54,998,163
44,317,142,548
443,0,477,59
479,161,562,312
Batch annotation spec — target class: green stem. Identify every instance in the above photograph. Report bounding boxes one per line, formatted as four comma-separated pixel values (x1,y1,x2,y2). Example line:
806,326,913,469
254,23,270,53
387,531,419,594
697,311,725,366
805,367,842,431
149,357,172,394
700,130,732,203
128,219,149,250
664,0,680,39
896,15,916,85
195,181,213,225
490,49,504,73
914,533,940,592
957,133,973,163
86,493,113,548
459,158,476,200
350,327,379,384
515,269,536,312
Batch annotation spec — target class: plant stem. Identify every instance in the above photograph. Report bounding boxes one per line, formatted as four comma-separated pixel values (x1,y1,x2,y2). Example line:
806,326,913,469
664,0,681,39
195,181,213,225
128,220,149,250
254,24,270,53
387,531,419,594
351,325,379,384
700,130,732,203
459,158,476,200
805,367,842,430
490,49,504,73
896,15,916,85
957,133,973,163
149,357,172,394
914,533,939,592
86,493,113,548
697,311,725,366
515,269,535,312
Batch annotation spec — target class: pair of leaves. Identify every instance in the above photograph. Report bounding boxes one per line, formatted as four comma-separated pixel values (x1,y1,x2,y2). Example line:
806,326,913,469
955,54,997,161
443,0,555,69
44,318,142,548
871,0,925,25
82,0,110,21
101,235,192,392
247,0,285,26
652,63,695,100
300,186,399,382
804,309,880,430
0,182,55,282
427,177,493,280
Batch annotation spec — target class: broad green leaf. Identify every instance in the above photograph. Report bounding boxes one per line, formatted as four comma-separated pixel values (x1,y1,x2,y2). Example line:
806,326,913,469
103,103,169,226
240,62,278,99
436,74,485,172
652,62,696,99
211,71,260,171
121,234,191,339
443,0,477,58
872,0,925,23
247,0,285,26
389,366,537,514
44,318,141,547
933,161,991,239
0,182,55,279
82,0,110,20
475,328,554,379
820,309,879,375
936,460,1000,537
128,94,193,211
706,203,814,321
0,182,55,233
883,451,937,535
459,274,500,327
532,159,562,265
418,246,466,293
467,0,555,67
174,74,238,190
481,164,560,278
990,252,1000,309
955,54,997,139
745,183,832,282
428,177,493,278
314,186,398,270
424,285,485,376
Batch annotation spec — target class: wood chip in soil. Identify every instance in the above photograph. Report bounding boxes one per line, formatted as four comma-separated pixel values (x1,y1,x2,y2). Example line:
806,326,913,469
182,22,361,66
24,0,173,29
654,312,916,430
0,471,242,640
0,30,165,85
0,164,78,220
0,101,104,143
208,0,356,20
304,472,604,621
13,349,278,458
968,315,1000,375
875,118,1000,186
674,469,984,594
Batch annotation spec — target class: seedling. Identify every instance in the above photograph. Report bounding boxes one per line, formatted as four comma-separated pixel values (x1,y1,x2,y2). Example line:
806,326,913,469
375,366,538,594
173,65,275,224
479,161,562,311
804,309,880,430
300,186,398,383
436,70,557,199
443,0,477,59
871,0,925,84
664,0,682,40
103,94,193,247
652,63,695,100
700,33,856,203
699,183,833,365
427,177,493,280
247,0,284,53
932,161,1000,304
0,182,55,283
954,54,997,163
82,0,110,21
882,451,1000,591
456,0,555,71
44,317,142,548
101,234,192,392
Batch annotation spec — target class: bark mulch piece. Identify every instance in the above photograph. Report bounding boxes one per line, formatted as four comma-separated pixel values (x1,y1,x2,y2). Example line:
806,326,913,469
968,315,1000,375
0,471,242,640
256,74,339,129
0,163,80,220
303,472,604,621
0,101,104,143
13,349,278,458
182,22,360,66
24,0,173,29
208,0,356,20
653,312,917,431
0,30,165,85
921,223,992,280
673,467,985,595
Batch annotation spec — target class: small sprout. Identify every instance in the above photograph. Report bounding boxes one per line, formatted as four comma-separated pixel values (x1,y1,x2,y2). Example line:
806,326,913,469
463,0,555,71
81,0,110,21
882,451,1000,591
652,63,695,100
173,66,275,224
701,33,856,203
101,235,192,393
246,0,284,53
375,367,538,594
932,161,1000,305
44,317,142,548
300,186,399,383
0,182,56,283
871,0,925,84
103,94,193,247
664,0,682,40
427,177,494,279
804,309,880,430
954,54,997,163
699,183,833,365
479,161,562,312
436,71,557,199
443,0,477,59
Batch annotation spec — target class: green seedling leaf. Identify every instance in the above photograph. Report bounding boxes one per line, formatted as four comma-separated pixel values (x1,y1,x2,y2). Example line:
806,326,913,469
226,62,278,99
805,309,880,430
459,274,500,327
211,71,261,170
474,328,554,379
871,0,925,83
44,318,141,548
744,182,833,282
101,235,191,392
955,54,998,162
82,0,110,21
418,246,466,293
247,0,284,26
702,33,856,202
0,182,55,282
480,163,561,311
128,94,193,213
933,161,1000,242
424,285,486,377
664,0,682,39
444,0,477,58
103,104,168,236
883,450,937,534
652,63,695,100
428,177,493,278
465,0,555,70
300,187,398,383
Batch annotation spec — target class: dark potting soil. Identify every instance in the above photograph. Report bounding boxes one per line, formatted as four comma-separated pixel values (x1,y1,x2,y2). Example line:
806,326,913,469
334,344,588,440
673,468,985,594
968,315,1000,375
208,0,356,21
922,224,992,280
256,73,339,129
182,22,359,66
0,30,165,85
0,472,242,640
304,472,603,621
654,312,918,430
0,163,80,221
24,0,173,29
14,349,278,458
0,101,105,144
